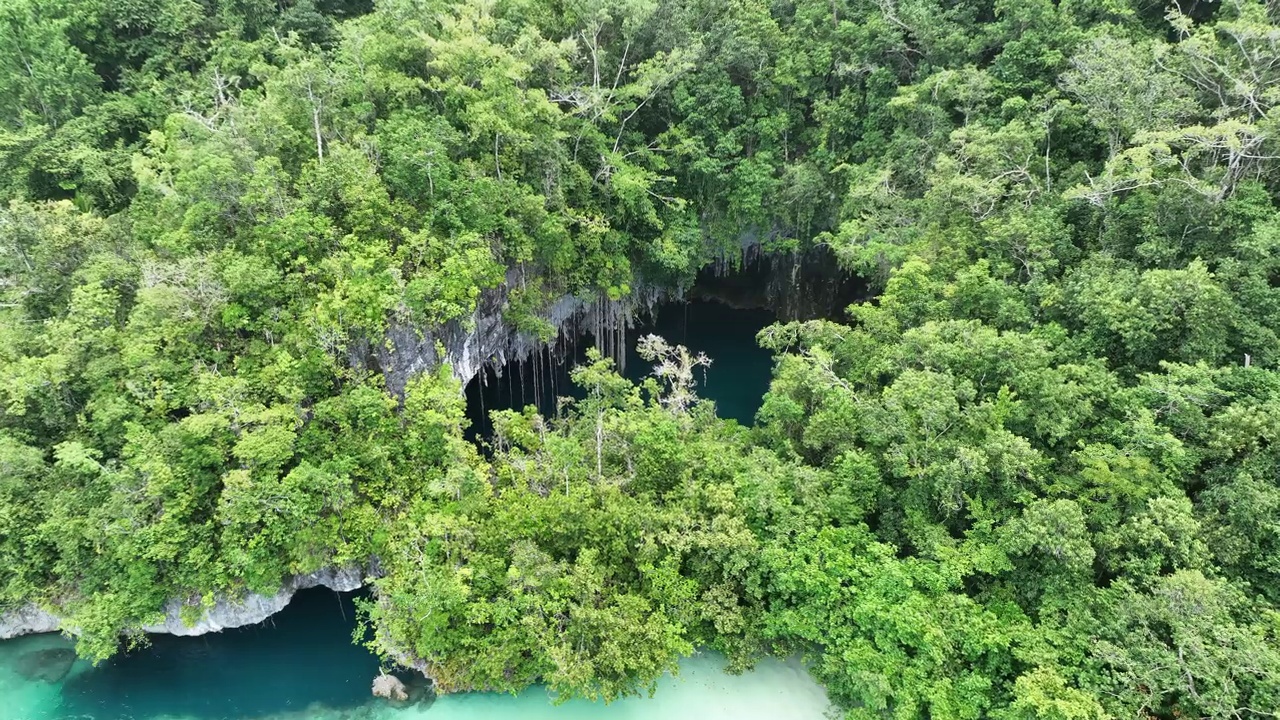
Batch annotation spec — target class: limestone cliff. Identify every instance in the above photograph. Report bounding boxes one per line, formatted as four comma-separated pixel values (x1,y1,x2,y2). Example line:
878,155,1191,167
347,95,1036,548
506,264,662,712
373,268,672,396
0,604,61,640
0,567,364,640
0,247,845,646
139,566,364,636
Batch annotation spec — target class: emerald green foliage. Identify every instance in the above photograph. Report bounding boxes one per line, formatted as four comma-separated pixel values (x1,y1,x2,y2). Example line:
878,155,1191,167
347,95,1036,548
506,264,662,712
5,0,1280,717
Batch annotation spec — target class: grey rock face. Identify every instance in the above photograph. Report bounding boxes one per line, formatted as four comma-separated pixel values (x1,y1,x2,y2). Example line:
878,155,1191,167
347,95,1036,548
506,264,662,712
374,268,673,398
372,673,409,701
140,566,365,636
0,567,365,640
0,604,61,640
372,243,851,399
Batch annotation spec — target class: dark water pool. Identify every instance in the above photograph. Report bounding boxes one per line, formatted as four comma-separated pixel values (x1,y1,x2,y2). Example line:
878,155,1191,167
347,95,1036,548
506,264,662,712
625,300,776,425
0,588,830,720
466,300,776,437
0,589,392,720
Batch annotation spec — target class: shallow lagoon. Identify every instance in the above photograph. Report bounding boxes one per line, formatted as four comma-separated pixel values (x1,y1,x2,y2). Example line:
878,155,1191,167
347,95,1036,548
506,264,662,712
0,589,831,720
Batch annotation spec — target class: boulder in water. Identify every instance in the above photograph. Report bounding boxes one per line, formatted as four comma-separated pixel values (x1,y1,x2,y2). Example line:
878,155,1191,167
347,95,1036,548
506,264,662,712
372,673,408,702
15,647,77,684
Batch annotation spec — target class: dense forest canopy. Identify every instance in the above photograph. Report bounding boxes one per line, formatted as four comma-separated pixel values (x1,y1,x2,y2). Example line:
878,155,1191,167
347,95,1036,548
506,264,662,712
4,0,1280,717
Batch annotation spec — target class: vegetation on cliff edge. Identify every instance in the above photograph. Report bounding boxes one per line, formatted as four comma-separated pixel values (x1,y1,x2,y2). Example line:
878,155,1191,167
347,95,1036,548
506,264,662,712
4,0,1280,717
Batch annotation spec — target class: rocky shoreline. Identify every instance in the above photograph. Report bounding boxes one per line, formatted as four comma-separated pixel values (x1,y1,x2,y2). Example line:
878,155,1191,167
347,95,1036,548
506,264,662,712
0,567,364,641
1,245,841,654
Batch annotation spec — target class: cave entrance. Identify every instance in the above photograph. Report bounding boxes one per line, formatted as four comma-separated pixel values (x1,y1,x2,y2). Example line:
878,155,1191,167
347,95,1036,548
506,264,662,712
464,298,776,440
464,248,868,441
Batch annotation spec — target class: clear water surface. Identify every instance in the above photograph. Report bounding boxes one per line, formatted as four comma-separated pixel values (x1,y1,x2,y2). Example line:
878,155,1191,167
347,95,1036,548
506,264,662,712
0,301,822,720
0,589,831,720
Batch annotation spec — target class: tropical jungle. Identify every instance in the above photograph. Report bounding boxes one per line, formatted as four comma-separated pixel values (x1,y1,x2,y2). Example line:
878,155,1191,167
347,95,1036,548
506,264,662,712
3,0,1280,718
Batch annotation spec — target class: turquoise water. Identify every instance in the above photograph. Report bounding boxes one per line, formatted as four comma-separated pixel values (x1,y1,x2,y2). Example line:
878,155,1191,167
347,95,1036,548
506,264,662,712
0,302,827,720
0,589,831,720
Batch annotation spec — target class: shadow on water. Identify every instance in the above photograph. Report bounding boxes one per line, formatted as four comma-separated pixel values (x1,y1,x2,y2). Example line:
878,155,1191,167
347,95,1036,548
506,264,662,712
57,589,385,720
465,299,778,440
624,301,776,425
464,343,586,444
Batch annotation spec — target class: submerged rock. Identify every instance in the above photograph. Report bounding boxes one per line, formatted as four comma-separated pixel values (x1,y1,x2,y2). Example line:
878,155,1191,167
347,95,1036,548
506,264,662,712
372,673,409,702
15,647,77,684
